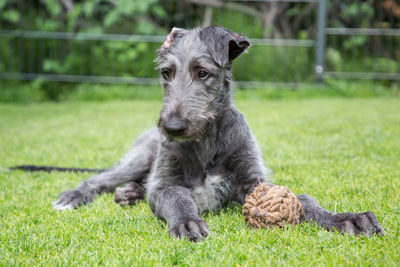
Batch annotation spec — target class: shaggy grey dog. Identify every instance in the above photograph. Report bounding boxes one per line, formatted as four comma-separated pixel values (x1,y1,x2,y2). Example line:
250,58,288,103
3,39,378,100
50,26,383,241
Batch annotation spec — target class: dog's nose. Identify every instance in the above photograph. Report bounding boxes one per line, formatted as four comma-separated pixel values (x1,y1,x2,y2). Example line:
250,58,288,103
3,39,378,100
163,116,187,137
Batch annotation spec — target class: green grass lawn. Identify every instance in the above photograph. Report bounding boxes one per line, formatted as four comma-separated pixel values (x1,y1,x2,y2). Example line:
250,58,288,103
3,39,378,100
1,98,399,266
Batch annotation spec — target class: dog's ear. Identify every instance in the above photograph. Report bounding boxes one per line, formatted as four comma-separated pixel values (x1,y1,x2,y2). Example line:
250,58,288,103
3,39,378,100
199,26,250,68
160,27,188,50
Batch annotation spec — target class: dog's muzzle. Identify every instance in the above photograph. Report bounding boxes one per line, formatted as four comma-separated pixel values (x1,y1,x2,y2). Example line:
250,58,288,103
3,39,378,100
163,115,188,138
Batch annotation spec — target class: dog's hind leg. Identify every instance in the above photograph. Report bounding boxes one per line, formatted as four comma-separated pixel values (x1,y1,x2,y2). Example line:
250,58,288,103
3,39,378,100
296,194,385,236
52,128,160,210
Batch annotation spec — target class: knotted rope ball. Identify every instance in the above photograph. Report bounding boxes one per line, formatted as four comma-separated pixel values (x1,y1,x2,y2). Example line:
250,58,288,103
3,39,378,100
242,183,304,229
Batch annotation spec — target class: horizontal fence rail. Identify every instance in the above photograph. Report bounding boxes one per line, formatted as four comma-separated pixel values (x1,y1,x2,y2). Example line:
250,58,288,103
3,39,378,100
0,30,315,47
0,73,160,85
325,28,400,37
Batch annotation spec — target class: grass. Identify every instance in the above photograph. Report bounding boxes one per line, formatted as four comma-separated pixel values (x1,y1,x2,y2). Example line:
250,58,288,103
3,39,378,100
1,97,400,265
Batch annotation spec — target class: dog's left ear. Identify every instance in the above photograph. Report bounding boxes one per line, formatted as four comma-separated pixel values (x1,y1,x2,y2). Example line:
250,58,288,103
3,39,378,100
199,26,250,68
161,27,188,50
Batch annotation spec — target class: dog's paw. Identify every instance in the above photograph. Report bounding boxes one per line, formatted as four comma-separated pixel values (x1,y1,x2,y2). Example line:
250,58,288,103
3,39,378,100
114,182,145,206
331,211,384,236
169,217,209,242
52,189,90,211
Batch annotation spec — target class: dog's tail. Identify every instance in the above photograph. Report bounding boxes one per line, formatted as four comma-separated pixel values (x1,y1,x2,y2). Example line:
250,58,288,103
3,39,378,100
10,165,105,173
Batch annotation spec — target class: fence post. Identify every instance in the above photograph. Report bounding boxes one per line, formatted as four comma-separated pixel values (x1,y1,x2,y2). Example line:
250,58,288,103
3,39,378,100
315,0,327,83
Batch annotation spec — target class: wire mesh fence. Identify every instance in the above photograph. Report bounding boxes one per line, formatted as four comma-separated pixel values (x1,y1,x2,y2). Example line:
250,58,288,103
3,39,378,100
0,0,399,87
325,0,400,81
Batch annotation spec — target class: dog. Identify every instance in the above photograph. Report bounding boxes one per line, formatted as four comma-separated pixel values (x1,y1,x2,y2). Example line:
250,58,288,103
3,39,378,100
18,26,383,241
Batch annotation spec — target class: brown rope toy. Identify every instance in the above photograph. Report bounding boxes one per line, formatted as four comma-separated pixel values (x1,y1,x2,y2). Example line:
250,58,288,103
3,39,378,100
242,183,305,229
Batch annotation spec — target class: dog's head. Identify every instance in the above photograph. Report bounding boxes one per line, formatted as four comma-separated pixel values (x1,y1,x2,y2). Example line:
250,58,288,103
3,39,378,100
156,26,250,142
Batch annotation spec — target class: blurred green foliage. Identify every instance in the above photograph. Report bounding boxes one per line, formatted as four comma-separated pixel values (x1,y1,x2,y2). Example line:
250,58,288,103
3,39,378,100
0,0,399,101
0,0,166,100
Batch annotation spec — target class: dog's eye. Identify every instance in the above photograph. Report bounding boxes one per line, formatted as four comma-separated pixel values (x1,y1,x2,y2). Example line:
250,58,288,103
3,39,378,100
198,70,208,79
161,69,171,80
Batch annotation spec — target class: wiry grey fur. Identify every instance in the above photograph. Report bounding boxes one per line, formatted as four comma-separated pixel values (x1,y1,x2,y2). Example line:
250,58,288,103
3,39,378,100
52,26,384,241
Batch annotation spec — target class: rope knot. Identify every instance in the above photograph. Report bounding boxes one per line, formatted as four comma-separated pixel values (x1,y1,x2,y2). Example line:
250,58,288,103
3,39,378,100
242,183,304,229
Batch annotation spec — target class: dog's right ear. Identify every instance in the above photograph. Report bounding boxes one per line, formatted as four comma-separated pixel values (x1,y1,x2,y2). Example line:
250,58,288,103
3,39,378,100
160,27,188,51
199,26,250,68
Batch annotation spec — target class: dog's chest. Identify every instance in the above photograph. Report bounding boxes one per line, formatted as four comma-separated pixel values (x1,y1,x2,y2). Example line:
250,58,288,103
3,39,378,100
190,174,231,214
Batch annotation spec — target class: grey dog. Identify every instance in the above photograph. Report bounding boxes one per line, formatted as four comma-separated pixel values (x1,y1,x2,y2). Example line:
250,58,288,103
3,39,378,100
49,26,384,241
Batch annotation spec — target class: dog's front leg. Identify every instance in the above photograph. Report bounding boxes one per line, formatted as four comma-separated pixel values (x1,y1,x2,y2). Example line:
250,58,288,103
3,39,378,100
149,186,209,241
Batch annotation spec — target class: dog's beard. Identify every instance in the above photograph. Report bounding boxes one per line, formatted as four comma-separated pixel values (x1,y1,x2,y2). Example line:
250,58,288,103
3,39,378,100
157,125,191,143
168,135,191,143
164,130,201,143
158,123,206,144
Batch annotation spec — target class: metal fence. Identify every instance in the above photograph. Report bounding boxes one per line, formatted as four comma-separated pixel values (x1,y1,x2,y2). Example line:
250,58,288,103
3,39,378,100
0,0,399,87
